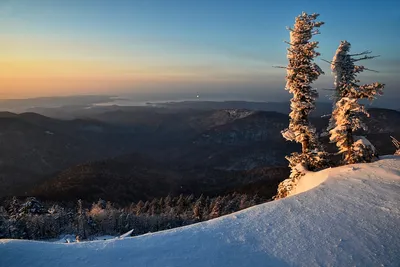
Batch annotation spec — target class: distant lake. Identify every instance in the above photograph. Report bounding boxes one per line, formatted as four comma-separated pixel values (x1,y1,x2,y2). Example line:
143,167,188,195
92,96,230,107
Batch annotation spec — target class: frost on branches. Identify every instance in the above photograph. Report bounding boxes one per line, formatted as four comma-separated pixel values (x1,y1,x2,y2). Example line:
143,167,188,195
276,12,329,199
329,41,384,164
391,136,400,155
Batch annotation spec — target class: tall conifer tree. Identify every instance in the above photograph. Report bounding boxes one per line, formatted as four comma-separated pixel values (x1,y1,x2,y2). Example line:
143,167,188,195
277,12,329,199
329,41,384,164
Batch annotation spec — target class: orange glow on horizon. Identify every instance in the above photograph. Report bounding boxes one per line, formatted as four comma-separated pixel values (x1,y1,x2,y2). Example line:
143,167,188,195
0,34,274,99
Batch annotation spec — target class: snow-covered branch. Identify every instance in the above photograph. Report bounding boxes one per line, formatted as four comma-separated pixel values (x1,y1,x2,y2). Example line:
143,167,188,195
351,55,380,62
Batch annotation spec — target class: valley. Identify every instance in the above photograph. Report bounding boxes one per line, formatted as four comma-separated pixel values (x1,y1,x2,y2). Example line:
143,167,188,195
0,102,399,204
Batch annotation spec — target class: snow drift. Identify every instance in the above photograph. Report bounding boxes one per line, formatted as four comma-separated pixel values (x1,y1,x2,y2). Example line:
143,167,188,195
1,156,400,267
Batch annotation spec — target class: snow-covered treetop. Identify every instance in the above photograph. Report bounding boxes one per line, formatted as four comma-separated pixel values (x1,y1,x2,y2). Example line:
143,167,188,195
331,41,351,91
286,13,324,97
287,12,324,39
331,40,384,101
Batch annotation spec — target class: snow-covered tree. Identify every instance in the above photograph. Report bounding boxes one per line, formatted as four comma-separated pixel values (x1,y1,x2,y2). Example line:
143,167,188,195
192,195,205,221
76,199,87,239
328,41,384,164
391,136,400,155
18,197,47,215
276,12,329,199
209,196,222,219
8,196,20,218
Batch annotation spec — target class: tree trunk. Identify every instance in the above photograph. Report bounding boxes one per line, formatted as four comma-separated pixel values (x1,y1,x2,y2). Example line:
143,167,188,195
345,127,354,163
302,136,309,154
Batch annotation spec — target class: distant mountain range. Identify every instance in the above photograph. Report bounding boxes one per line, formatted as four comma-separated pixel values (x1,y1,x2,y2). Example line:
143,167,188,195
0,95,115,113
0,104,399,203
26,100,334,119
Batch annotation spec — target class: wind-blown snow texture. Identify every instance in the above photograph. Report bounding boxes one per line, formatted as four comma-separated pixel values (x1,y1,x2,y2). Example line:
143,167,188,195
1,156,400,267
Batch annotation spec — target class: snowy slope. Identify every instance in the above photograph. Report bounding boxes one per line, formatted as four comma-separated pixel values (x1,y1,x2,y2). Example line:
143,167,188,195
1,156,400,267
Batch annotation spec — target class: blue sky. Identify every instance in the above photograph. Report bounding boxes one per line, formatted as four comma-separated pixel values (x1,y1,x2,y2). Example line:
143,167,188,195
0,0,399,104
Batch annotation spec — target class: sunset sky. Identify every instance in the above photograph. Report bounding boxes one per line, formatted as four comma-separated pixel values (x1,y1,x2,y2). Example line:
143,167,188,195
1,0,399,102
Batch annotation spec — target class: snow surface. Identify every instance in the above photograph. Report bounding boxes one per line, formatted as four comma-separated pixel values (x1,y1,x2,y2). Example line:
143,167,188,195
2,156,400,267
